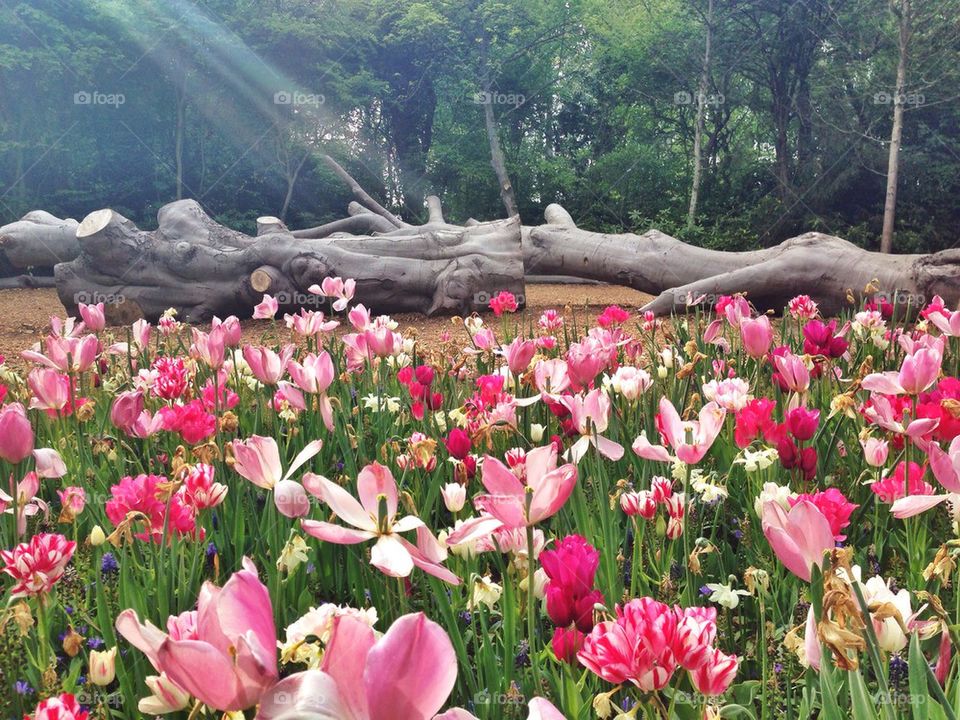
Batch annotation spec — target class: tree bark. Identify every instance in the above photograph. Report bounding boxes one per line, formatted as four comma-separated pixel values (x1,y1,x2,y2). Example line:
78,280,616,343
880,0,911,254
687,0,714,230
0,211,80,270
55,199,525,324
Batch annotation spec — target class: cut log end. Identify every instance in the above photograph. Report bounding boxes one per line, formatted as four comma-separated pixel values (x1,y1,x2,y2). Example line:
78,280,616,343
77,209,114,239
256,216,289,236
250,265,282,293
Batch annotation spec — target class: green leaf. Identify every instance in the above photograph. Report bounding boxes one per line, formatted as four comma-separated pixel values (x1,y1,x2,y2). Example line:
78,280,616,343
910,633,931,720
848,669,879,720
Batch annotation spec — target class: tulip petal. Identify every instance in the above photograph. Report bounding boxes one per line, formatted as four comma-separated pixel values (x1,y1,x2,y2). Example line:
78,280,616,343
891,494,949,519
320,616,376,720
284,439,323,481
254,670,351,720
445,515,505,546
158,639,249,710
479,456,526,496
929,443,960,493
370,534,415,577
528,464,577,524
364,613,458,720
358,462,399,519
529,697,567,720
305,474,375,531
301,520,375,544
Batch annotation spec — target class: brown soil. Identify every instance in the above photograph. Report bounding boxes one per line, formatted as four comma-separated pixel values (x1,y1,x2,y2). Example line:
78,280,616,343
0,284,654,366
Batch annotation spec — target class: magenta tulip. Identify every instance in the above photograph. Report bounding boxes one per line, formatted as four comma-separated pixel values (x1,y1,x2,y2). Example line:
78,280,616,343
739,315,773,358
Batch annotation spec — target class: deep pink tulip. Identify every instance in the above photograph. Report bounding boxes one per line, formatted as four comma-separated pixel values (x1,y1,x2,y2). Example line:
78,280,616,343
786,407,819,442
116,558,278,711
445,445,577,546
212,315,242,347
761,499,834,581
565,338,606,390
862,347,942,395
243,344,294,386
0,403,34,463
79,302,106,332
739,315,773,358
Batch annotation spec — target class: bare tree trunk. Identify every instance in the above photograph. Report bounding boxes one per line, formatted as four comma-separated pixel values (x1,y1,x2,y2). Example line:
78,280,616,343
280,153,310,223
687,0,714,230
483,84,520,219
175,87,185,201
880,0,911,254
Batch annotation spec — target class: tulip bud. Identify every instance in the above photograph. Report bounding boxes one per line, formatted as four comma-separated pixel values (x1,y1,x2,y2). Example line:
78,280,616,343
273,479,311,518
89,525,106,546
89,646,118,686
530,423,545,442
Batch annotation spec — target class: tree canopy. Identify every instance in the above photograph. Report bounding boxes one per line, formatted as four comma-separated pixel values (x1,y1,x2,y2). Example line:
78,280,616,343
1,0,958,252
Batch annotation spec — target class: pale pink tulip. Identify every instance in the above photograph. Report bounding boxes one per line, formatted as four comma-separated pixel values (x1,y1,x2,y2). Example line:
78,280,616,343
256,612,458,720
253,294,279,320
929,437,960,492
533,358,571,396
22,333,99,373
79,302,106,332
285,309,339,337
739,315,773,358
287,351,336,430
761,499,834,581
231,436,322,515
861,347,942,395
212,316,242,347
309,276,357,312
860,436,889,467
26,368,70,412
301,463,456,582
559,389,624,461
0,471,46,536
864,393,939,439
116,558,277,711
33,448,66,478
190,326,226,369
110,390,145,432
349,304,372,330
445,445,577,546
773,352,810,394
637,397,725,465
243,344,294,386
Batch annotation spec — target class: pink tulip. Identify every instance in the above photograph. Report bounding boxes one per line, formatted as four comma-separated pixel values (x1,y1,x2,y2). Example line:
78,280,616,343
27,368,70,412
301,463,457,583
929,437,960,492
116,558,278,711
773,352,810,393
445,445,577,546
231,436,321,516
132,319,152,350
761,499,834,581
110,390,145,432
243,344,294,385
309,276,357,312
365,325,397,357
349,303,372,330
739,315,773,358
862,347,942,395
190,326,226,369
212,315,242,347
79,302,106,332
929,306,960,337
287,351,336,430
690,647,739,696
0,403,34,463
864,393,940,439
253,294,279,320
435,698,566,720
284,309,339,337
503,337,536,376
22,333,99,373
0,471,47,536
645,397,726,465
559,389,624,461
860,436,889,467
890,493,953,519
566,338,606,390
804,605,821,670
257,612,456,720
533,358,571,396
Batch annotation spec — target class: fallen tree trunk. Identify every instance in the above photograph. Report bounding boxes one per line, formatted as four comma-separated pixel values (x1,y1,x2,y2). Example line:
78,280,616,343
0,211,80,271
55,199,525,324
